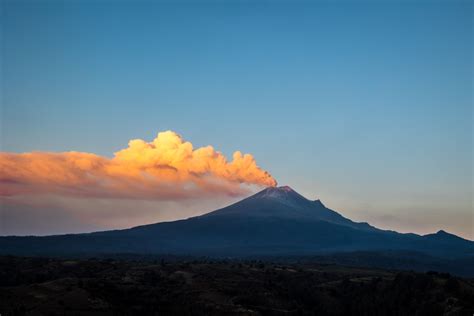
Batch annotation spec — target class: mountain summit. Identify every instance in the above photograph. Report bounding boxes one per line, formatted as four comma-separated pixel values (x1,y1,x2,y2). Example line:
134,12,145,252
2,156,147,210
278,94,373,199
203,185,315,217
254,186,307,203
0,186,472,262
203,186,372,231
249,186,317,208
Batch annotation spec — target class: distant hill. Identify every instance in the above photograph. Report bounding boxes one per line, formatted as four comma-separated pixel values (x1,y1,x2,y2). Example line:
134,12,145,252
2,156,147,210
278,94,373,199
1,186,473,275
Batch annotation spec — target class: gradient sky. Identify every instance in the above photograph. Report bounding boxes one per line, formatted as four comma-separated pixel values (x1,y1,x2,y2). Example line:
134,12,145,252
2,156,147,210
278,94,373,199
1,0,473,239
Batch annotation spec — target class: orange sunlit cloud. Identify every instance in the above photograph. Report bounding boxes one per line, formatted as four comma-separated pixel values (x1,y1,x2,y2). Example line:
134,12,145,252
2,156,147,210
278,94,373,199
0,131,277,199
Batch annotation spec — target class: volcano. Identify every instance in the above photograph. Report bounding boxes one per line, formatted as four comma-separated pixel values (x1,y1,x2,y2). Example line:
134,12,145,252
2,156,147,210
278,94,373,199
202,186,376,231
1,186,473,261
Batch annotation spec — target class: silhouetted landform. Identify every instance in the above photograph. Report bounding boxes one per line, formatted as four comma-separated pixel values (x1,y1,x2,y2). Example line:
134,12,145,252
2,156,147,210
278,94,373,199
1,256,473,315
1,187,473,276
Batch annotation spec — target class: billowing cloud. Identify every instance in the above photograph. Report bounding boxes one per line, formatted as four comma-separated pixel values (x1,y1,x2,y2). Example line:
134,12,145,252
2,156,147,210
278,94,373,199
0,131,277,199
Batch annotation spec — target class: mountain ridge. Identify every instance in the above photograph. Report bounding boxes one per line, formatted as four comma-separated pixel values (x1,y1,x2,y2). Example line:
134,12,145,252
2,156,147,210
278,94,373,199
0,186,472,266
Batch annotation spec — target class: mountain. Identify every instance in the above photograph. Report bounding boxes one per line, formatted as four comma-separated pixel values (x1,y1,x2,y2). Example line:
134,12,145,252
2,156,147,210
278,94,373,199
1,186,473,265
201,186,377,231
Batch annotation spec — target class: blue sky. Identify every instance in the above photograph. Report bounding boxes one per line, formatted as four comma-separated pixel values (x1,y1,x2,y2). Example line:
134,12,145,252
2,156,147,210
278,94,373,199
2,0,472,238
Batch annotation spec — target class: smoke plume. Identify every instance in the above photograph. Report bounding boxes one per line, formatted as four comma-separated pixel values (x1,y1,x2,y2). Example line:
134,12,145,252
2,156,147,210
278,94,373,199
0,131,277,199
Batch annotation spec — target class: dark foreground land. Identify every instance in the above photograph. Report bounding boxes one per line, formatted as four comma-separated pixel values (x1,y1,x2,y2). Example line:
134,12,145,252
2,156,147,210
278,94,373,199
1,256,473,316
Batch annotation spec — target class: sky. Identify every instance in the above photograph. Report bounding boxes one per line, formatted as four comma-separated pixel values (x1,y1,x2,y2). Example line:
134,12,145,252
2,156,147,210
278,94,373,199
1,0,472,239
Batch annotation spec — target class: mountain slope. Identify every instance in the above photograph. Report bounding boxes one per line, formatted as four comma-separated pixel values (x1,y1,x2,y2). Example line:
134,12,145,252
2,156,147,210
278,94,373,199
201,186,377,231
0,187,472,261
